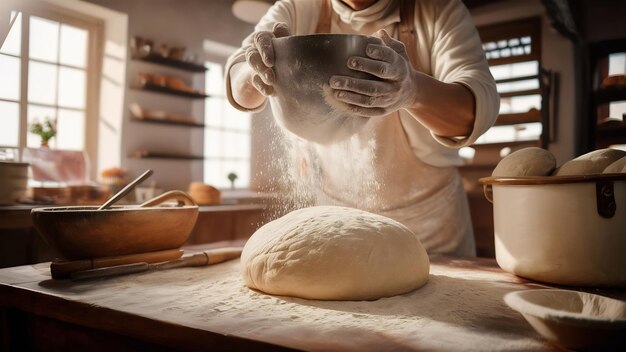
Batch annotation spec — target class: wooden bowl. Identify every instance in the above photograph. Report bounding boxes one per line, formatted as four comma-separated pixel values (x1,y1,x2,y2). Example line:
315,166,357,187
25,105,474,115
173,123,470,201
31,191,199,260
505,289,626,350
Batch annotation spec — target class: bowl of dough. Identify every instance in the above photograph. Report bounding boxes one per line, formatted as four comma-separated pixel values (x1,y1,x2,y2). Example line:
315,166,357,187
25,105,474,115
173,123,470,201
270,34,383,145
480,148,626,287
504,289,626,350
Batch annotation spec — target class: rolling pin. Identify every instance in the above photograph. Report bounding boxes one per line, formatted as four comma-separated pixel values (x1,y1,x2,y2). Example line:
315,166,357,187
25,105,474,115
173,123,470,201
50,249,184,279
71,247,243,280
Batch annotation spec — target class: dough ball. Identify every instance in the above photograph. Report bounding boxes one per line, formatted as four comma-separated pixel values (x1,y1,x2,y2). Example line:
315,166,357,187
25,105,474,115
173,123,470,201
241,206,430,301
604,156,626,174
492,147,556,177
554,149,626,176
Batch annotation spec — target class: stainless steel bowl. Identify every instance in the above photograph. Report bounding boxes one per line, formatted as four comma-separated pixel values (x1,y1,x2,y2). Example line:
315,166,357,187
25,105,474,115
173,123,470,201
270,34,383,144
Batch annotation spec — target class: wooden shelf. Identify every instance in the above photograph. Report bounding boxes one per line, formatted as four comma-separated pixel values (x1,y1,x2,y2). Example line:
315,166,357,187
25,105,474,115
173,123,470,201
494,109,542,126
498,88,542,98
594,86,626,105
132,83,209,99
129,151,205,160
132,54,207,72
130,115,205,128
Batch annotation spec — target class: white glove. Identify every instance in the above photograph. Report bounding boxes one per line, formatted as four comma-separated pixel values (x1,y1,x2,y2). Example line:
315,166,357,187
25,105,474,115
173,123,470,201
245,22,290,96
329,29,417,117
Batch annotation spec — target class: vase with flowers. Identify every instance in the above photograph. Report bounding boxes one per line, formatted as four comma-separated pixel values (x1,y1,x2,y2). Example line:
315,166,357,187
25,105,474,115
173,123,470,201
29,117,57,148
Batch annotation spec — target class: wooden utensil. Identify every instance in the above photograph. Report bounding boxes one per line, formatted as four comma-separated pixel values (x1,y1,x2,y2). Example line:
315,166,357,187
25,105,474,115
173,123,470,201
71,247,243,280
99,169,153,210
50,248,184,280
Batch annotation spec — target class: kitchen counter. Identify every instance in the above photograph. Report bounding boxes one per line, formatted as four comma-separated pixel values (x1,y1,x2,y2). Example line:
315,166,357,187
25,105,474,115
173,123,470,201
4,246,624,351
0,204,273,268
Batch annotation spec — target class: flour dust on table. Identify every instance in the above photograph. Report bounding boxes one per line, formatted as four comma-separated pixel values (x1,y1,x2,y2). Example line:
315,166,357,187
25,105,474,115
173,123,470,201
241,206,430,301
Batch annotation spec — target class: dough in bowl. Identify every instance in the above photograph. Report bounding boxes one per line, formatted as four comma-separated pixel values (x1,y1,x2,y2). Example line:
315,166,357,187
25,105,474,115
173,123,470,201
554,149,626,176
241,206,430,301
492,147,556,177
603,156,626,174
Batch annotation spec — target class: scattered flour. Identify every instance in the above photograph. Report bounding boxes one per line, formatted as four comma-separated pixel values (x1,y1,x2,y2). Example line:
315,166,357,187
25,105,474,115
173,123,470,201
37,259,548,351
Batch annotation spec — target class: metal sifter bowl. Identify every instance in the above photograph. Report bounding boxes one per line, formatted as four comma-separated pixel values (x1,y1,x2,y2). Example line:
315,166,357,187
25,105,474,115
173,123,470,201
270,34,383,145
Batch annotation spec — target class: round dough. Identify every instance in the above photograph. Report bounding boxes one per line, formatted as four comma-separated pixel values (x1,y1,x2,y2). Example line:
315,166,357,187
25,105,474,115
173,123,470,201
492,147,556,177
603,156,626,174
554,149,626,176
241,206,430,301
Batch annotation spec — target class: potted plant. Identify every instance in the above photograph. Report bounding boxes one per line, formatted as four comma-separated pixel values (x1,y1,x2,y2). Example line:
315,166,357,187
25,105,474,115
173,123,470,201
29,117,57,147
227,172,238,190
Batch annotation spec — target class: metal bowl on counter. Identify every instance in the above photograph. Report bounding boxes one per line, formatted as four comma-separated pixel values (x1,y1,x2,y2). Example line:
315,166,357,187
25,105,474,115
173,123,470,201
270,34,383,145
31,190,199,260
480,174,626,287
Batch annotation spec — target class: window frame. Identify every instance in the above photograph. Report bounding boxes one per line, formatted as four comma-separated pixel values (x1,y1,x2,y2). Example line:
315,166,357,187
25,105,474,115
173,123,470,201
1,2,102,173
476,16,554,149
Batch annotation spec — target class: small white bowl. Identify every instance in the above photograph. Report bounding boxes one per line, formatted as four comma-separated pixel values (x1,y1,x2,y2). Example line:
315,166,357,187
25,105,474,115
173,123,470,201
504,289,626,350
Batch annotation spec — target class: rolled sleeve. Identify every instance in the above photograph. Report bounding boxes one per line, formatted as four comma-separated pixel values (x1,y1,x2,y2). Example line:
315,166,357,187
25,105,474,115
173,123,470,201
428,0,499,148
225,0,311,113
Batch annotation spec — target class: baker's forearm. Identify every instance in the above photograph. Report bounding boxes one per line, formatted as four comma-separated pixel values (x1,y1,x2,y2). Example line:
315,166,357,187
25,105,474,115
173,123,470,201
230,62,267,110
407,72,476,138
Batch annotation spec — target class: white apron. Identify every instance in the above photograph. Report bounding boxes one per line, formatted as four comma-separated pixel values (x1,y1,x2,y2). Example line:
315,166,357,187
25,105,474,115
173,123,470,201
300,113,476,256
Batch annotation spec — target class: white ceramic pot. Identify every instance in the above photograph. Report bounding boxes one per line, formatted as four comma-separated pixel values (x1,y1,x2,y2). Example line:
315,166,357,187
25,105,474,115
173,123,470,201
480,174,626,287
0,161,29,204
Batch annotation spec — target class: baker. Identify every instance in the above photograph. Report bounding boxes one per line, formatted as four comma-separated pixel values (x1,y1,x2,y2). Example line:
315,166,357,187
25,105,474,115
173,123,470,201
226,0,499,256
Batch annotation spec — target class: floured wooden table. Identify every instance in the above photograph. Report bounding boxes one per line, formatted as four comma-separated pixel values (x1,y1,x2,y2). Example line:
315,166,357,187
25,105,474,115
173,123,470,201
2,244,625,351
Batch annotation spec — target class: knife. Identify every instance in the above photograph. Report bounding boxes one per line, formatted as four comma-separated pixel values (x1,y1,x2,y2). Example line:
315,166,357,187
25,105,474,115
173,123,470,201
71,247,243,280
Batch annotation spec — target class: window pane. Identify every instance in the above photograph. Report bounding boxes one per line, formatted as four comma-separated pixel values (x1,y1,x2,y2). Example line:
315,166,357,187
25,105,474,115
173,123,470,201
0,54,20,100
57,109,84,150
0,101,19,147
60,24,87,68
499,95,541,114
204,128,222,158
490,61,538,80
30,16,59,63
223,108,250,131
496,79,539,93
225,160,250,189
0,12,22,56
609,101,626,121
223,131,250,159
205,62,224,95
27,105,56,148
58,67,86,109
475,123,542,144
204,159,227,188
205,98,223,128
608,53,626,76
28,61,57,105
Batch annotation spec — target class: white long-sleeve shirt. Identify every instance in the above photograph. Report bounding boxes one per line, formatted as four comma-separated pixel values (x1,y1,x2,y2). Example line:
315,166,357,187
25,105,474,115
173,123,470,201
226,0,499,168
225,0,499,255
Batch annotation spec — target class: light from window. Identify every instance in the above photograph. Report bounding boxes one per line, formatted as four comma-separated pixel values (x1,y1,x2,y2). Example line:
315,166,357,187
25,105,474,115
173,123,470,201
475,122,542,144
609,101,626,121
608,52,626,76
0,12,89,151
204,61,251,189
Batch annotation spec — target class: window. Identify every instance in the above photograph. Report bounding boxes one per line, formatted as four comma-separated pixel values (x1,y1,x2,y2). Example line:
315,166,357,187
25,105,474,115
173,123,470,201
472,17,550,148
0,6,98,160
204,61,251,189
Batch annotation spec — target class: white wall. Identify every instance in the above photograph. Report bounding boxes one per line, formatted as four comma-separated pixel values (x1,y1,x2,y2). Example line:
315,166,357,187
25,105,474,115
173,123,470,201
84,0,254,190
471,0,577,165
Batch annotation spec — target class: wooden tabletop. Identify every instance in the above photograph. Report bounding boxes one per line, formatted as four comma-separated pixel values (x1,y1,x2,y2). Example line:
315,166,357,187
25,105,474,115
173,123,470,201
1,249,624,351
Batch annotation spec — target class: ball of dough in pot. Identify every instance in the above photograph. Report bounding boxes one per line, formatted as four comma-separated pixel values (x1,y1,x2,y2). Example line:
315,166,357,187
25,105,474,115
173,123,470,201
241,206,430,301
603,156,626,174
492,147,556,177
554,149,626,176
